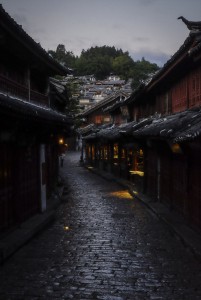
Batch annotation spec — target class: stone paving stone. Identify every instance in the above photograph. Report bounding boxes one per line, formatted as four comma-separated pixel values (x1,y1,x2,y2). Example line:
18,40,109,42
0,151,201,299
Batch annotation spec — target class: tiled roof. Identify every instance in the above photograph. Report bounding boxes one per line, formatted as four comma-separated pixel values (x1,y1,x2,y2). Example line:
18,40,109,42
83,108,201,144
77,124,97,136
83,121,136,141
0,92,72,126
133,108,201,143
0,4,68,75
81,91,130,116
103,96,129,113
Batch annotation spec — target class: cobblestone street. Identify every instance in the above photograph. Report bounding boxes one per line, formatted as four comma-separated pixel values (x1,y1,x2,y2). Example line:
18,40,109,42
0,151,201,300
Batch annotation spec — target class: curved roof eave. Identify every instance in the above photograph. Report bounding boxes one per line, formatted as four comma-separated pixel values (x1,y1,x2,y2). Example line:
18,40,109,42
0,4,68,76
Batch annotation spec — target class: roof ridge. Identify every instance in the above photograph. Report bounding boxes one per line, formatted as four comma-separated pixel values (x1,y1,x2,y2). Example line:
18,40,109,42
0,4,67,74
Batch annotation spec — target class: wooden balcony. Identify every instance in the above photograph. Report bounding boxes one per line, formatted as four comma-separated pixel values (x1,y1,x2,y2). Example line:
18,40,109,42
0,74,49,106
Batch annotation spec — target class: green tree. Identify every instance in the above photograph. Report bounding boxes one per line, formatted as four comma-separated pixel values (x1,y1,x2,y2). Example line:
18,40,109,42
65,78,80,116
48,44,76,69
48,44,160,91
131,57,160,90
75,46,135,79
75,46,115,78
112,54,135,80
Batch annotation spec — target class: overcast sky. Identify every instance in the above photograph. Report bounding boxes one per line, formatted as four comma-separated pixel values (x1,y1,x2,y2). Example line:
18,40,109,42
1,0,201,66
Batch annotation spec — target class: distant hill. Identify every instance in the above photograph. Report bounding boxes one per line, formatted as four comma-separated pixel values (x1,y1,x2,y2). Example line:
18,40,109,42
48,44,160,90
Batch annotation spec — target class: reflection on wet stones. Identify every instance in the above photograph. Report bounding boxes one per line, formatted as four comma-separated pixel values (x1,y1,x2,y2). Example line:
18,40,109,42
0,152,201,300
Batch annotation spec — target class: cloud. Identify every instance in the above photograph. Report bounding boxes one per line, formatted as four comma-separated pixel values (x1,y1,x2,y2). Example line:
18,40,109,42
132,36,150,43
130,48,170,67
138,0,161,6
12,13,28,25
10,12,35,39
54,36,98,55
15,16,48,49
112,23,122,30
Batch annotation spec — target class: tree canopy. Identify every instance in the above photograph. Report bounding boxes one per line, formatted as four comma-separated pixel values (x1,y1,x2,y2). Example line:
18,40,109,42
48,45,160,90
130,57,160,90
48,44,76,69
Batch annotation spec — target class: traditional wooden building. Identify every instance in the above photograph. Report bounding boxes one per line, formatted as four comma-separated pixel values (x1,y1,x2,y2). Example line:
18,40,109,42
81,91,130,125
78,91,130,160
82,18,201,232
0,5,72,234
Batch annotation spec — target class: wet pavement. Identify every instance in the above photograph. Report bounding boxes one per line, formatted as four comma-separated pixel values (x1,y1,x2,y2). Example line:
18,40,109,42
0,151,201,300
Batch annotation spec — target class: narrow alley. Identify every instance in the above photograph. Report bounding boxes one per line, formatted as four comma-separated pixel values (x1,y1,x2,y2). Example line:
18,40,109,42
0,151,201,300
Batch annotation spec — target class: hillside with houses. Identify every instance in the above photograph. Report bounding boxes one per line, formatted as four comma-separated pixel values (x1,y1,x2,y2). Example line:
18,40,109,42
70,74,132,112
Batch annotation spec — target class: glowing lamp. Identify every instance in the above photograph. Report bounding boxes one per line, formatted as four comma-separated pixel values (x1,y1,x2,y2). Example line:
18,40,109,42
169,143,182,154
58,138,64,145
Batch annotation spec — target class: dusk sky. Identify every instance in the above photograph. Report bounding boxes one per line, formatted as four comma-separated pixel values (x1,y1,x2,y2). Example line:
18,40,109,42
1,0,201,66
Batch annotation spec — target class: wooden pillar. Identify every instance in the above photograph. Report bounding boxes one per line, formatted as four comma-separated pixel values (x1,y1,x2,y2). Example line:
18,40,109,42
157,156,161,201
27,67,31,101
40,144,47,212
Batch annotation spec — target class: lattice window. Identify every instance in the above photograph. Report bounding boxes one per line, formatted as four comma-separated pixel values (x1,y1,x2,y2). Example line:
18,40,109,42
172,78,188,113
189,67,201,107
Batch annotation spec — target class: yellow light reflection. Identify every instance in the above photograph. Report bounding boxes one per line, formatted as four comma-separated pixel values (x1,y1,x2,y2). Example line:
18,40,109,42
109,190,133,200
87,166,94,169
129,170,144,177
64,226,70,231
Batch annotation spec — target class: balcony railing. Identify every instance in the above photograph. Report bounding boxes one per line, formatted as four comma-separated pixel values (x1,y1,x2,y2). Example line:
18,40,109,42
0,74,49,106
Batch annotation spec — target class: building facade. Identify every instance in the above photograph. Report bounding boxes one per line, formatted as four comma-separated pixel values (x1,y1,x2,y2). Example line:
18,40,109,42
81,20,201,232
0,5,72,234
